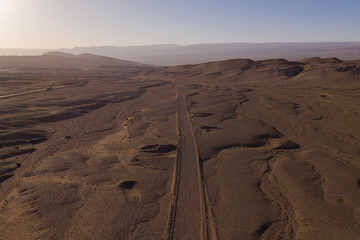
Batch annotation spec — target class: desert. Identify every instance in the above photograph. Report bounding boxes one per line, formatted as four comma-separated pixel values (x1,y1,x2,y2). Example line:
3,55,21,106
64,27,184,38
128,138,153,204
0,53,360,239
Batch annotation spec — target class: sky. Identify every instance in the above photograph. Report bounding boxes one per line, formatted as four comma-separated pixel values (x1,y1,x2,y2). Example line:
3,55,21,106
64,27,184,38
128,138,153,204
0,0,359,48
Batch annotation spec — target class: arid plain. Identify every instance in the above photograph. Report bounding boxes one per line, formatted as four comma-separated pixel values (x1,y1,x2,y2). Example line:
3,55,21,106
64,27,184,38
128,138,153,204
1,55,360,240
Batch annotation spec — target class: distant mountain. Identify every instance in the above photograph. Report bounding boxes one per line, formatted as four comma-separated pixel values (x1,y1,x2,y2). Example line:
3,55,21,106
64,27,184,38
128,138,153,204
147,57,360,87
0,52,154,69
1,42,360,66
61,42,360,65
43,51,78,58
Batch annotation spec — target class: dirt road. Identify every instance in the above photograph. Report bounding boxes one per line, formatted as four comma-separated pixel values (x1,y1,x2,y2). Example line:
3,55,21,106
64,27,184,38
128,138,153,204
168,87,205,240
0,83,83,99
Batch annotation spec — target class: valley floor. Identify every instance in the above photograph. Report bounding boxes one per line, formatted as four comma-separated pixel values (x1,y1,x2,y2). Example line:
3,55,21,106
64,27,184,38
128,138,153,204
1,59,360,239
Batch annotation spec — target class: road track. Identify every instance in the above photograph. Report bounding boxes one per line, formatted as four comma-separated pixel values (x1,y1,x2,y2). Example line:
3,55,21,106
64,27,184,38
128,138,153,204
0,83,83,99
167,87,217,240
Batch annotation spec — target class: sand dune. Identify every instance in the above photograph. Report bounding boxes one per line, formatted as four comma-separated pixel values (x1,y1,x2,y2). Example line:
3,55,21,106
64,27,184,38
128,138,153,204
0,57,360,239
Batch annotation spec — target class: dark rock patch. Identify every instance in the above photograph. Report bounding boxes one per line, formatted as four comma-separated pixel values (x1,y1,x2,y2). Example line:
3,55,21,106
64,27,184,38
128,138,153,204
337,65,356,72
29,137,48,144
200,126,221,132
0,148,36,160
275,140,300,150
281,66,304,77
120,180,137,190
140,144,177,153
0,174,14,184
253,221,273,237
193,112,213,117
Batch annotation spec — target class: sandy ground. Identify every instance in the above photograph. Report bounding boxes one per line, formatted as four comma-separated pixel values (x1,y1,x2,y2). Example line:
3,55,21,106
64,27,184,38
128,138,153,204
1,58,360,239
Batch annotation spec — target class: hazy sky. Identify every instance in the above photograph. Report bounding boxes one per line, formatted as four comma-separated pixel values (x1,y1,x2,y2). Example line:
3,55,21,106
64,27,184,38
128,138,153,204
1,0,359,48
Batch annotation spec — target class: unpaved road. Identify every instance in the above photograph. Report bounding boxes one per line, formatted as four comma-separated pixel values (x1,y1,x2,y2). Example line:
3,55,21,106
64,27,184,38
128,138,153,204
0,83,83,99
169,87,205,240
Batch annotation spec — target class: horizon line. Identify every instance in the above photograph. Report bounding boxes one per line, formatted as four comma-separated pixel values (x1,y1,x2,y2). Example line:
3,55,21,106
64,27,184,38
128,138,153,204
1,40,360,50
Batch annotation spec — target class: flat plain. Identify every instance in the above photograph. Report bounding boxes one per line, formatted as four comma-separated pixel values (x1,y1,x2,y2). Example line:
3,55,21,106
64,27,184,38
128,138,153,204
1,57,360,240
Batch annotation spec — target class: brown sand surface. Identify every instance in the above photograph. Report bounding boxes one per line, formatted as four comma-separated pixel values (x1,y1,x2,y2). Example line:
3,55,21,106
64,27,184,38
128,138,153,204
1,58,360,239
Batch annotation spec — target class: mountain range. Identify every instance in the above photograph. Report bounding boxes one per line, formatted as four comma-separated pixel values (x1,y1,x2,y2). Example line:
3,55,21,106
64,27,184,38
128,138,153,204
1,42,360,66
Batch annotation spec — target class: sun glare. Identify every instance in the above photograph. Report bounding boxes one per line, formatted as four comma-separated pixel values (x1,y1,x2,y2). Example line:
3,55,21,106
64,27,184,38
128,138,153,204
0,0,16,17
